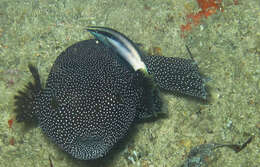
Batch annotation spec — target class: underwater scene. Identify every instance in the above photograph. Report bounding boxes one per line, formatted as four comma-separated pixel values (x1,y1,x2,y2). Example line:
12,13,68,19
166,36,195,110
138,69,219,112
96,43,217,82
0,0,259,166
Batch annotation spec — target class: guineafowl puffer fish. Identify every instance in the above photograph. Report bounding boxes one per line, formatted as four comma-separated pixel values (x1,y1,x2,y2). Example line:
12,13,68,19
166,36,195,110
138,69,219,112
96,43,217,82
14,29,206,160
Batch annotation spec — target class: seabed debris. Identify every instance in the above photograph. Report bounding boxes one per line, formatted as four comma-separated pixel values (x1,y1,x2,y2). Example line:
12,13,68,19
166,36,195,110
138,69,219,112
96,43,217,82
181,136,253,167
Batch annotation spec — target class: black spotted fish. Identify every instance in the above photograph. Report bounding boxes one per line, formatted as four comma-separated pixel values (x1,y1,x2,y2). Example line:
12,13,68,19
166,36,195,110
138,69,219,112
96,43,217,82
14,28,206,160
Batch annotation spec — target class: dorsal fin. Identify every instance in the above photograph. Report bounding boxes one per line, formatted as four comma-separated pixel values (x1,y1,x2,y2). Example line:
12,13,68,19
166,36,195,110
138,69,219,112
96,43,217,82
14,64,42,124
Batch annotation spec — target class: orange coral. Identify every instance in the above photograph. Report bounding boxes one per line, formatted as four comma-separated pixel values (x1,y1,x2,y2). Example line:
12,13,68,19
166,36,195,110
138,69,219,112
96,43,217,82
181,0,223,37
8,119,13,129
181,22,192,32
233,0,239,5
197,0,222,13
9,137,15,145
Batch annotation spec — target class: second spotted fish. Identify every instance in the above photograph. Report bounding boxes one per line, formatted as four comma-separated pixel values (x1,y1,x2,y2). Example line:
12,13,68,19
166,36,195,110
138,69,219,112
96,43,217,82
14,27,207,160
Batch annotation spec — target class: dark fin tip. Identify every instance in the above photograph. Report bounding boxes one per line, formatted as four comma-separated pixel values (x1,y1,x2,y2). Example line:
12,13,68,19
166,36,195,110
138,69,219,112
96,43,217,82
13,64,42,125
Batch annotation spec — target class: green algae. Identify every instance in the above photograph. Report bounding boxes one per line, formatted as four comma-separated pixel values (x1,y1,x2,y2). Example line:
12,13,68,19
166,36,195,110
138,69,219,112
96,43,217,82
0,0,259,167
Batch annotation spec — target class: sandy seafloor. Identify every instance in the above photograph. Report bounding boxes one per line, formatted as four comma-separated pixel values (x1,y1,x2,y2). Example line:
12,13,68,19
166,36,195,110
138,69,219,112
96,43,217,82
0,0,259,166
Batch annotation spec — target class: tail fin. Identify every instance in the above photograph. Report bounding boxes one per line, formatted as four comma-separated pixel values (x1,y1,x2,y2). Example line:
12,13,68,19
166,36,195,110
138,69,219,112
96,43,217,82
14,64,42,124
143,55,207,99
